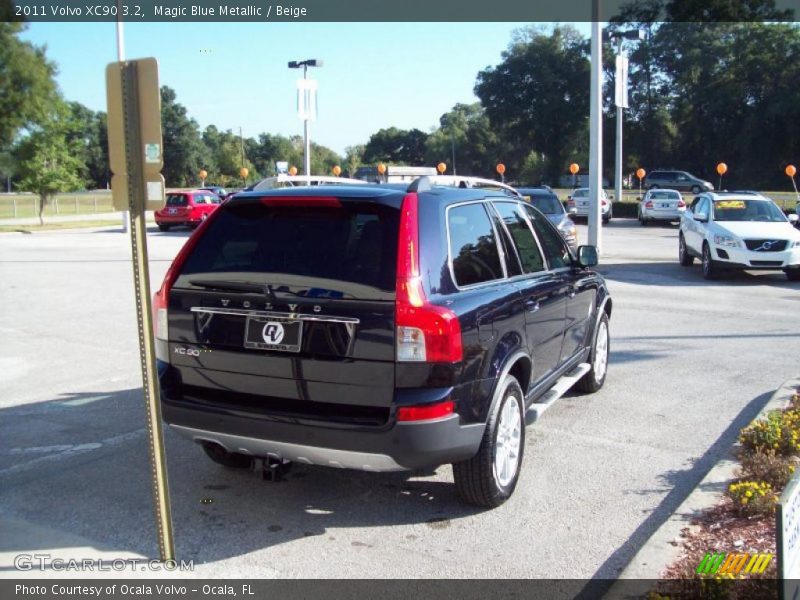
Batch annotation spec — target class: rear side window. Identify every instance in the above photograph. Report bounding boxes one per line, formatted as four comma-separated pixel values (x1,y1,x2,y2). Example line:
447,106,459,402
178,200,399,291
524,206,571,269
166,194,188,206
492,202,545,274
448,203,504,287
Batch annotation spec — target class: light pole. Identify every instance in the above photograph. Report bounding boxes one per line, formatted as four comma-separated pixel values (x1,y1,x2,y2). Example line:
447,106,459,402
288,59,322,184
589,20,603,251
606,28,644,217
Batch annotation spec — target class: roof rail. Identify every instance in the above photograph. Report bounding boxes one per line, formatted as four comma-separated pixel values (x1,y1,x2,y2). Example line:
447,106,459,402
407,176,432,193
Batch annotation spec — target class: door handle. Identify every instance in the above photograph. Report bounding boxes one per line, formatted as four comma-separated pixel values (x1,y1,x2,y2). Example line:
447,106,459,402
524,300,540,313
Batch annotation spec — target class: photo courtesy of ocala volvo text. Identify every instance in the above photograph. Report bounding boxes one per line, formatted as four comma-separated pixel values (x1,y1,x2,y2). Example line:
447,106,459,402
153,176,612,507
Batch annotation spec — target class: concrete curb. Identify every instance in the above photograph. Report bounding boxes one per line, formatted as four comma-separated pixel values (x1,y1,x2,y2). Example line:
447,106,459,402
608,377,800,596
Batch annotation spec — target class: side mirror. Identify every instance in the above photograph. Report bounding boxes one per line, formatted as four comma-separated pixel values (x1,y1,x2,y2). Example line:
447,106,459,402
576,245,598,268
789,213,799,224
695,212,708,223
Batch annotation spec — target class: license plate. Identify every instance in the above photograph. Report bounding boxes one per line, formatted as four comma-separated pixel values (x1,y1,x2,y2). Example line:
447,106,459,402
244,316,303,352
660,203,671,208
169,208,177,214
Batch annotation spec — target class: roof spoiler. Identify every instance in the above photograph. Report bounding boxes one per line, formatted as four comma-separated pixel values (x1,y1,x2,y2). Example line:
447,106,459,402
407,176,432,193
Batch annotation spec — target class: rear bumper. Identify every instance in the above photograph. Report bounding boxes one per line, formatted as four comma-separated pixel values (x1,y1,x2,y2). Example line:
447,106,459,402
162,397,485,472
641,209,685,221
155,214,197,224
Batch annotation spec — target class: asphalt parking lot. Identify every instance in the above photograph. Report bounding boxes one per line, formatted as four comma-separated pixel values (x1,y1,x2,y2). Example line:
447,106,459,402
1,219,798,579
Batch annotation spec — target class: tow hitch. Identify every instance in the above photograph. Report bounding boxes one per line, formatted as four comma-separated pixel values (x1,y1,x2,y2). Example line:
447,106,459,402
262,456,293,482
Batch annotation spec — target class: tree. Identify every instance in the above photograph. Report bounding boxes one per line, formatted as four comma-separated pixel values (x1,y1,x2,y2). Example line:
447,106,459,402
15,103,85,225
344,144,365,177
475,25,590,184
363,127,429,165
160,86,209,187
425,103,501,179
0,22,58,150
65,102,109,189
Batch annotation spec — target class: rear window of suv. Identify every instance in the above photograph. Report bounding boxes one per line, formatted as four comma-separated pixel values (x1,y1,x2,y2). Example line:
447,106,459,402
177,200,400,292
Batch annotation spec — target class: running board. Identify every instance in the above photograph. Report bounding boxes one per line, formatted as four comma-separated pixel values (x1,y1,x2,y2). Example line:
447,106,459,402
526,363,591,423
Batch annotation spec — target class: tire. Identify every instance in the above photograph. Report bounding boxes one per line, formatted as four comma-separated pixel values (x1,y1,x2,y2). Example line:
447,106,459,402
202,443,254,469
575,312,610,393
639,213,648,226
157,223,171,232
679,234,693,266
786,269,800,282
702,243,718,280
691,185,701,194
453,375,525,508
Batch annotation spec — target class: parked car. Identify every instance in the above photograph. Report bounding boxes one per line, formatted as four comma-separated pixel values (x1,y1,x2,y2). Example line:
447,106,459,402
201,186,227,198
638,189,686,225
518,187,577,250
154,190,222,231
567,187,612,224
154,179,612,507
644,170,713,194
678,192,800,281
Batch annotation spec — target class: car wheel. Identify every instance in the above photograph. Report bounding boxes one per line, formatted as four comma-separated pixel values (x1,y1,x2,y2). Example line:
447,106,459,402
691,185,701,194
157,223,171,232
202,442,254,469
453,375,525,508
786,269,800,282
575,312,610,394
702,243,718,280
639,212,648,226
679,234,693,266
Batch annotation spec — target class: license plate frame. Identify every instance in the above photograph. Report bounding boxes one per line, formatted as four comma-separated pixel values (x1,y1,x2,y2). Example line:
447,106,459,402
244,315,303,353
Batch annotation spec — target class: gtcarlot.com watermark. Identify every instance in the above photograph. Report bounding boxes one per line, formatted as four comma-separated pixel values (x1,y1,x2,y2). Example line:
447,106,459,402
14,554,194,572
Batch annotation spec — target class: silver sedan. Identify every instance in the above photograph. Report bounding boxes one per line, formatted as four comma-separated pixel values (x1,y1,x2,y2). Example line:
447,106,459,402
639,189,686,225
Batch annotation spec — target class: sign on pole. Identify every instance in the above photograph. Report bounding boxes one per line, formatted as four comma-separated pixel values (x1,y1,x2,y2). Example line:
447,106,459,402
107,59,166,211
615,55,629,109
106,57,175,563
296,78,318,121
779,471,800,599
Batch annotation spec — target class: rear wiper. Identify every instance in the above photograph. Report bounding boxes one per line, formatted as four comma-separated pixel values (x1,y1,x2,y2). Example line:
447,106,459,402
189,279,265,293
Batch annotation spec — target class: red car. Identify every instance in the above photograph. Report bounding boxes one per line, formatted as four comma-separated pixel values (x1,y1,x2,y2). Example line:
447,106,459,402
155,190,222,231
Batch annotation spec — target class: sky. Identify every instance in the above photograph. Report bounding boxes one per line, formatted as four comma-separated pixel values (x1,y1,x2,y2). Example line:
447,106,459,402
20,22,591,156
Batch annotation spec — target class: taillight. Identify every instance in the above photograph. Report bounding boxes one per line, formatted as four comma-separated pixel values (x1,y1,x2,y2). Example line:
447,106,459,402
152,205,221,341
678,199,686,208
397,400,455,422
601,199,608,207
395,193,463,363
567,197,575,206
645,201,654,209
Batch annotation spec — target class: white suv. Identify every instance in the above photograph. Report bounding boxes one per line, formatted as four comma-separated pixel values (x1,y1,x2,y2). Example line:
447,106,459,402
678,192,800,281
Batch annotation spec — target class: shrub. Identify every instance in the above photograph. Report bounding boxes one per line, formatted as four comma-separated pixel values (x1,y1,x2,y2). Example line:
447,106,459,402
739,450,795,489
727,481,777,517
739,410,800,456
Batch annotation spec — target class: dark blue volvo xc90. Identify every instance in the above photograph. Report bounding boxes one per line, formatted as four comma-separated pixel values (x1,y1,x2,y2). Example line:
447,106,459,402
154,177,612,507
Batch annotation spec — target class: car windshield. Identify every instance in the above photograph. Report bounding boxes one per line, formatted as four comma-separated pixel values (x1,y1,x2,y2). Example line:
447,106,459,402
527,195,563,214
713,199,785,222
573,189,589,198
649,191,680,200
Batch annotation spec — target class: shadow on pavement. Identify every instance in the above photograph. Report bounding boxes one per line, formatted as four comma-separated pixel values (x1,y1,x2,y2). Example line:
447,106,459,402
0,388,481,569
573,389,774,597
596,260,798,287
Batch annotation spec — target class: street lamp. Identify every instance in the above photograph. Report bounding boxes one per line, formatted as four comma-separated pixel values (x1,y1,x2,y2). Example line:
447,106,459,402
288,59,323,184
605,28,644,215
